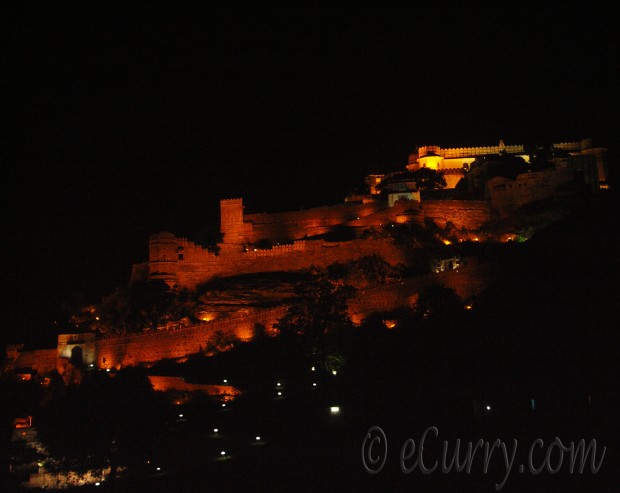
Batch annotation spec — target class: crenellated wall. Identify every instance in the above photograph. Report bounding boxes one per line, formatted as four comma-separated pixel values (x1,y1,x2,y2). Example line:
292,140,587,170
244,201,387,242
174,237,410,290
144,197,499,289
219,198,390,245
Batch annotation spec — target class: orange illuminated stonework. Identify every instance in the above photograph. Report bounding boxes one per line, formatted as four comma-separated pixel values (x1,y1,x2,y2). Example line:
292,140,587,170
402,138,608,190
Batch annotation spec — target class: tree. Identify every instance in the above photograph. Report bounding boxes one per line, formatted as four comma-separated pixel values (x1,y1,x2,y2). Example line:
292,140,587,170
36,368,171,481
524,143,555,171
275,272,355,369
90,280,195,336
415,285,464,321
408,167,447,191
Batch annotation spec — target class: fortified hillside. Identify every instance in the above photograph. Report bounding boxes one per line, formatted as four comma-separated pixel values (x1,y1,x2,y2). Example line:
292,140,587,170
3,137,610,378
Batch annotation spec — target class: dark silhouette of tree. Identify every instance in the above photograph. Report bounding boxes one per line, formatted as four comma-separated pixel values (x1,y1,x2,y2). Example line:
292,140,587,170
275,272,355,369
415,284,464,320
92,280,196,336
36,368,171,481
409,167,447,191
525,143,555,171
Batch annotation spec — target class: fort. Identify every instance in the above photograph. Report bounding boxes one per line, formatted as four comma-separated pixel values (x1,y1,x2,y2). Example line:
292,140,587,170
3,138,608,378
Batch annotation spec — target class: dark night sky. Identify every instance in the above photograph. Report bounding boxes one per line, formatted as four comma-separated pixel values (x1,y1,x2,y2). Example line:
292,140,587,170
4,3,618,345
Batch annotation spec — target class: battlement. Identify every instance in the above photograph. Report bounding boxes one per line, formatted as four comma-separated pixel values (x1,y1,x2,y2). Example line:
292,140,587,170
220,198,244,205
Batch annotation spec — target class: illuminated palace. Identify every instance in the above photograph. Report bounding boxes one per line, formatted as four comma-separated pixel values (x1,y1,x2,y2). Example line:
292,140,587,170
367,138,609,190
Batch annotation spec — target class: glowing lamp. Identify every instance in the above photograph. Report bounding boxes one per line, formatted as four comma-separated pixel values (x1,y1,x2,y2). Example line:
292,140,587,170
178,414,183,418
156,467,161,471
312,383,317,387
486,405,491,411
213,428,219,433
277,391,282,396
223,379,228,383
106,368,110,372
256,436,261,441
332,370,337,376
220,451,226,456
95,483,100,486
311,366,315,371
276,382,281,387
222,403,226,407
330,406,340,414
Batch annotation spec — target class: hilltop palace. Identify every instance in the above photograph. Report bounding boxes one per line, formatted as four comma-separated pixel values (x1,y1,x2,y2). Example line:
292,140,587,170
367,137,608,191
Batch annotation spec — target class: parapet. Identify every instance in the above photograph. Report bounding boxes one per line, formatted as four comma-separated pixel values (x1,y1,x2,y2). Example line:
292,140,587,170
220,198,244,205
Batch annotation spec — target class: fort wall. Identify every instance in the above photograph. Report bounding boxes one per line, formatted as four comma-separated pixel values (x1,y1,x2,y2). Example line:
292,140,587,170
148,197,500,289
8,262,496,374
157,236,410,290
349,260,495,320
94,306,288,369
244,201,387,242
423,200,492,230
8,348,57,375
148,376,241,397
